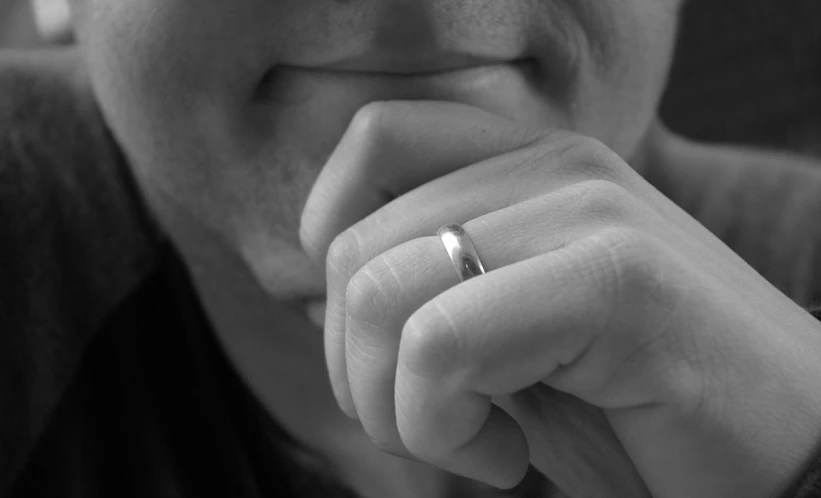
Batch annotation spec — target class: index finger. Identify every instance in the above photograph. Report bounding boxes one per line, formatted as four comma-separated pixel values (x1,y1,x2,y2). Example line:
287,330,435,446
299,100,545,416
299,100,544,265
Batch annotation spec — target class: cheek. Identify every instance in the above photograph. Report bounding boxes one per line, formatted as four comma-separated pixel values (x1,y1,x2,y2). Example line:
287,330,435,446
78,2,257,175
75,1,324,256
571,1,679,159
78,0,269,134
74,4,234,238
77,4,185,151
79,2,215,125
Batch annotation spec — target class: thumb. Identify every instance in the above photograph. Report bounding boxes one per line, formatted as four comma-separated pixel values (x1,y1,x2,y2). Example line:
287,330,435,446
499,385,651,498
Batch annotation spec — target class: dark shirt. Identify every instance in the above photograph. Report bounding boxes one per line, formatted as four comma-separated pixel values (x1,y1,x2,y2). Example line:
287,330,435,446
2,52,821,498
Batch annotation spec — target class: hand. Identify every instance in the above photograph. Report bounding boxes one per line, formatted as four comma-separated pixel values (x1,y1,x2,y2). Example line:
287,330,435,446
299,101,821,498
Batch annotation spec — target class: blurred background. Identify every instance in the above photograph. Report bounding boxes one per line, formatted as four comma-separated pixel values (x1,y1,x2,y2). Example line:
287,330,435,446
661,0,821,157
0,0,37,50
1,0,820,157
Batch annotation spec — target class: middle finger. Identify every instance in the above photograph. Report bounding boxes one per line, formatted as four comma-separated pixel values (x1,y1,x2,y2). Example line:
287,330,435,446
327,132,632,419
345,180,637,456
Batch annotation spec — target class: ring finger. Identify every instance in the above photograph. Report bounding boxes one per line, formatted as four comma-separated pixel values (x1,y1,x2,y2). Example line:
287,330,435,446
344,179,640,457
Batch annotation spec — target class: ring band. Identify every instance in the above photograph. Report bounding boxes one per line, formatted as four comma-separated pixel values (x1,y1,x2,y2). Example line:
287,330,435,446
437,224,486,282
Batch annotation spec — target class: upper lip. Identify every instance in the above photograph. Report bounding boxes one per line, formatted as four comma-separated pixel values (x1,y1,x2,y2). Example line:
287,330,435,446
299,51,524,75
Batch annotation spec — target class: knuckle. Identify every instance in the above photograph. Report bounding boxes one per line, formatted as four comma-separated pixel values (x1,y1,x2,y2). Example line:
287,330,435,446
559,134,611,160
591,227,665,297
326,229,364,283
345,257,397,328
347,101,402,149
586,227,683,321
573,228,698,405
350,101,389,132
551,134,627,182
400,302,463,382
563,179,638,222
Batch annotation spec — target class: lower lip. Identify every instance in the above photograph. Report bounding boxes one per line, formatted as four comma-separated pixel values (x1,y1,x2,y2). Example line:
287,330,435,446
313,58,535,79
276,59,538,91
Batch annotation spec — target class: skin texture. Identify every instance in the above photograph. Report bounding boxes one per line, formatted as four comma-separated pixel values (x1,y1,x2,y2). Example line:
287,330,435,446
61,0,821,497
68,0,678,300
303,101,821,497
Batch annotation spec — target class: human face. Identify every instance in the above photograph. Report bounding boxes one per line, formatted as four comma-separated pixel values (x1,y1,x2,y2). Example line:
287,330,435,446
69,0,682,301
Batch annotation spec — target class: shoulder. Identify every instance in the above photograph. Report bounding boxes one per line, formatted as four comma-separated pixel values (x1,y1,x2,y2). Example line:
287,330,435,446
0,48,121,213
650,130,821,305
0,48,162,329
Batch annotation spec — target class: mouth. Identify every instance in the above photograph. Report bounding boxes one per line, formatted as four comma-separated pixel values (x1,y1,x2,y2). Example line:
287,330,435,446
262,58,541,97
253,53,563,157
305,50,533,75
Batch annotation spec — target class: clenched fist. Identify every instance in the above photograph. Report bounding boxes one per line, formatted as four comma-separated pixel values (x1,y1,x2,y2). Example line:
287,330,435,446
300,101,821,498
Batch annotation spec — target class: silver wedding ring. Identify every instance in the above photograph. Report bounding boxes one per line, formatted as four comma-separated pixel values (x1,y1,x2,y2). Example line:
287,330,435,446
437,224,486,282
